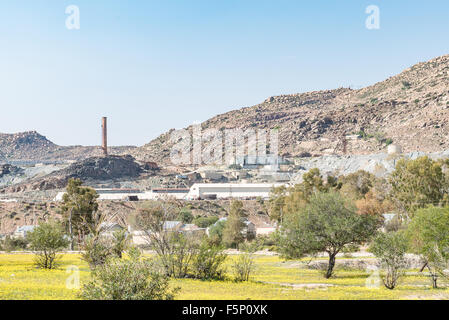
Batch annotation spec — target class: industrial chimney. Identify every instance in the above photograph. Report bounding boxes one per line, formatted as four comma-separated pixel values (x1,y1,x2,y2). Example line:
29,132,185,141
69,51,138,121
101,117,108,156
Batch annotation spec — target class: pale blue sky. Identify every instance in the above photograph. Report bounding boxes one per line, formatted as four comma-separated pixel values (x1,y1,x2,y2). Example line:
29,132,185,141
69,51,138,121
0,1,448,146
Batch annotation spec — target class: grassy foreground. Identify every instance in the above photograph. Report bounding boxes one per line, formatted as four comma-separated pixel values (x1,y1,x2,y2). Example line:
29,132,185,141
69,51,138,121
0,253,448,300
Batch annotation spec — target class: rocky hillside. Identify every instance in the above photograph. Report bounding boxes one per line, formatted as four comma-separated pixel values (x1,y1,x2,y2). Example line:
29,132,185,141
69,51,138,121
133,54,449,164
50,155,143,181
0,131,136,163
0,131,57,162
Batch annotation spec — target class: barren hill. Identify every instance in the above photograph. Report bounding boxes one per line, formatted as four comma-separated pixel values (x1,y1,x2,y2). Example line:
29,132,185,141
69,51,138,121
133,54,449,164
0,131,136,163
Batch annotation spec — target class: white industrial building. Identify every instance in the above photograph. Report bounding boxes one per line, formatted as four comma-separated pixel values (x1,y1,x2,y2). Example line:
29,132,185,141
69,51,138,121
54,183,286,202
54,188,189,201
149,188,190,200
186,183,285,200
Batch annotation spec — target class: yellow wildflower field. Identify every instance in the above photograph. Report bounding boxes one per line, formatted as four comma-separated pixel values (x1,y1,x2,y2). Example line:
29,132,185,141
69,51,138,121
0,253,448,300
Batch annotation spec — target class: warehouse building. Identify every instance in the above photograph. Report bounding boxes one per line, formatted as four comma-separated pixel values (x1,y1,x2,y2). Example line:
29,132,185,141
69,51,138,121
186,183,285,200
54,188,189,201
55,183,286,202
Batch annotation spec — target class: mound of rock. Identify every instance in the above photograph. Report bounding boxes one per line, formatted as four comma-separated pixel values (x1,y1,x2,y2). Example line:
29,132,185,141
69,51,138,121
54,155,143,181
0,155,144,193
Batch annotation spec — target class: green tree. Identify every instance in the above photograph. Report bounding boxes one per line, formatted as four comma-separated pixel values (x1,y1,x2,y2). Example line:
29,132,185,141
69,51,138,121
112,229,130,259
61,178,99,250
208,219,227,245
193,216,219,228
267,185,287,223
301,168,328,198
406,206,449,288
223,200,246,248
389,156,448,217
177,208,194,224
268,169,339,223
369,231,408,289
28,220,69,269
339,170,377,200
278,192,381,278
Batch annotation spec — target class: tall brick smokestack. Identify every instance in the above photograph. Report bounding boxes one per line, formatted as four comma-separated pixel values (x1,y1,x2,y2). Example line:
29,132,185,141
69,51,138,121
102,117,108,156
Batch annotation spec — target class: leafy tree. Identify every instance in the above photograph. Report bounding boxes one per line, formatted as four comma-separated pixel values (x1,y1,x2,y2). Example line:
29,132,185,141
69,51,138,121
355,190,393,216
223,201,246,248
369,231,408,289
28,220,69,269
111,229,130,259
208,219,227,245
339,170,377,200
192,216,219,228
389,157,448,217
278,192,381,278
80,249,178,300
61,178,99,250
267,185,287,223
406,206,449,288
301,168,328,198
268,169,338,223
228,200,246,218
177,208,194,224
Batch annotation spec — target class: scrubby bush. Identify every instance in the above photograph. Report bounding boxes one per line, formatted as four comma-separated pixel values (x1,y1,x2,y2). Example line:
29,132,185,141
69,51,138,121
232,253,255,282
0,236,29,252
136,202,202,278
238,238,264,253
191,239,227,280
81,236,112,269
80,249,178,300
82,230,130,269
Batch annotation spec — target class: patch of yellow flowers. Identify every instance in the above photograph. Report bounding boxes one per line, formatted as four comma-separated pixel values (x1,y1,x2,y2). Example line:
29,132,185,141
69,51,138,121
0,254,448,300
